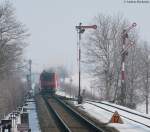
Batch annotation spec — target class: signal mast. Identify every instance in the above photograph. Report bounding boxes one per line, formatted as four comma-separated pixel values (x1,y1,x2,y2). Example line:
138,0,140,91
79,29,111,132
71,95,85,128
120,23,137,106
75,23,97,104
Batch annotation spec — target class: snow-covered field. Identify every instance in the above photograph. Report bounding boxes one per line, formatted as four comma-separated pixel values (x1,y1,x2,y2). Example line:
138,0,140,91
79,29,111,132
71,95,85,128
82,101,150,132
57,74,150,132
1,99,41,132
65,73,101,98
56,89,150,132
65,73,150,114
27,101,41,132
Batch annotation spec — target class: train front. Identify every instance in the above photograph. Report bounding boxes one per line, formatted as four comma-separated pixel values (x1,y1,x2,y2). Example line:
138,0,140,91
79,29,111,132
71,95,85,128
40,70,58,94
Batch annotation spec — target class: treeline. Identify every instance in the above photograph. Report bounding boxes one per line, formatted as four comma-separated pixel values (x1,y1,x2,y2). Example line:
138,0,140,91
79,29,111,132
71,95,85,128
0,1,28,118
83,14,150,112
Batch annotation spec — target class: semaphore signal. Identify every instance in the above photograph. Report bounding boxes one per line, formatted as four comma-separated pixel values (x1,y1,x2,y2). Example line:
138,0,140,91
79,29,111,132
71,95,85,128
75,22,97,104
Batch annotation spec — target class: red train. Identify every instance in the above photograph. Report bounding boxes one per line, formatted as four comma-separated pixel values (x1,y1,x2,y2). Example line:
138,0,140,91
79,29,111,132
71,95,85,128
40,70,58,94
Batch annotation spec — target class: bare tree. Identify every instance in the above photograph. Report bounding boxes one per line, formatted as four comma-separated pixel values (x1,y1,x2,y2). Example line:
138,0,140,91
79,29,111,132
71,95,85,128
138,42,150,113
0,1,28,118
0,1,28,76
83,14,142,106
124,42,141,108
83,14,128,101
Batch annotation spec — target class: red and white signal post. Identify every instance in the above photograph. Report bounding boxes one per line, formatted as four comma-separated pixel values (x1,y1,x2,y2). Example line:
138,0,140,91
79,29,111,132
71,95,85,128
120,23,137,106
75,23,97,104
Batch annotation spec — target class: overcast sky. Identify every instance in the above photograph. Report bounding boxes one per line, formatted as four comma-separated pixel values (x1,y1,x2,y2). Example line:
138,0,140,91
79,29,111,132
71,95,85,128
8,0,150,72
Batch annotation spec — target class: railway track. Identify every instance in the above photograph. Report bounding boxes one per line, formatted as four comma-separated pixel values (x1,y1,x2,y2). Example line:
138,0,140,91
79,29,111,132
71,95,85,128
85,100,150,128
42,95,105,132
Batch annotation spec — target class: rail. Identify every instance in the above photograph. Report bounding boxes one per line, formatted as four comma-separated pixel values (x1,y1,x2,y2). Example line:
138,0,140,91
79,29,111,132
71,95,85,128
85,100,150,128
42,95,105,132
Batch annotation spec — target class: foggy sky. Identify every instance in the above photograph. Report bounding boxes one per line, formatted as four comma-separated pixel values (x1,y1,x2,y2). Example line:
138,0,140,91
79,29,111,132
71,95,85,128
9,0,150,72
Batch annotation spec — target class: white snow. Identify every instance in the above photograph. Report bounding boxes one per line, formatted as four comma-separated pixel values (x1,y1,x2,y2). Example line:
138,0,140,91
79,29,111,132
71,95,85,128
56,88,73,98
65,73,97,94
27,101,41,132
1,99,41,132
56,89,150,132
80,101,150,132
57,74,150,132
102,101,150,118
108,124,150,132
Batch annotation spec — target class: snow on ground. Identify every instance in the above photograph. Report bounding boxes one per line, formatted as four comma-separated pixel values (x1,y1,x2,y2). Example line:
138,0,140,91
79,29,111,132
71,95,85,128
66,74,97,91
108,124,148,132
1,99,41,132
66,73,150,114
65,73,101,99
56,90,150,132
56,88,73,98
136,103,150,115
61,74,150,132
102,101,150,118
27,101,41,132
81,101,150,132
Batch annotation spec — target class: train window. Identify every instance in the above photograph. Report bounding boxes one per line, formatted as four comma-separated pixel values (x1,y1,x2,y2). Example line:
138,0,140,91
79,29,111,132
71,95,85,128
41,73,54,81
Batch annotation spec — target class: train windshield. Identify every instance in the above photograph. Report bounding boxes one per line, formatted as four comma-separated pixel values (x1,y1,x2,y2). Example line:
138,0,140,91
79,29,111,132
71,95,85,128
41,72,54,81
